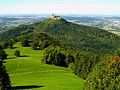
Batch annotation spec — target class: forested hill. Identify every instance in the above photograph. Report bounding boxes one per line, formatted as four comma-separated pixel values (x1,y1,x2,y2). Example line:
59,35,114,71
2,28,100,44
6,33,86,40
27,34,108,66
0,17,120,53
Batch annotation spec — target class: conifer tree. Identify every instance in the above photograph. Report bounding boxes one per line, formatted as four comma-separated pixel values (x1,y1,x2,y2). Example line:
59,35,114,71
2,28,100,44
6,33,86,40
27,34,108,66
0,45,10,89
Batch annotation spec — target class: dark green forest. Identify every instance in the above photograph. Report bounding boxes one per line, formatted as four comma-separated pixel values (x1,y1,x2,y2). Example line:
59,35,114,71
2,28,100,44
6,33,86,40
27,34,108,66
0,17,120,89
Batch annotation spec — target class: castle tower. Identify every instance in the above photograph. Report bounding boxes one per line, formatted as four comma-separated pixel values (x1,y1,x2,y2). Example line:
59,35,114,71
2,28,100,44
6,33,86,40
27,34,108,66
50,14,61,20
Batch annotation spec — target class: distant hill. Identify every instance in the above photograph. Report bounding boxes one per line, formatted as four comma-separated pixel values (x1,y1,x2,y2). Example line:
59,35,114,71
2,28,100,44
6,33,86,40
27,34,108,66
0,16,120,53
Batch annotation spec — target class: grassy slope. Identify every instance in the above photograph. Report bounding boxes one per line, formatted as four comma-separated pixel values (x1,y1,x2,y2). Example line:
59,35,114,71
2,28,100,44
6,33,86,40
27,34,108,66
4,43,84,90
110,31,120,36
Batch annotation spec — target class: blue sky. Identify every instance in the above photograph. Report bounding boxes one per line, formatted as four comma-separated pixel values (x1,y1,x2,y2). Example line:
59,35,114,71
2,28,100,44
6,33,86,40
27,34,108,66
0,0,120,15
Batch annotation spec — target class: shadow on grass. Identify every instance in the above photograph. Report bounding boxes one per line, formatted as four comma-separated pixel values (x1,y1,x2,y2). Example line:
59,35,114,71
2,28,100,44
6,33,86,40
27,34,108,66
10,85,44,90
7,57,16,59
20,55,29,57
12,47,18,49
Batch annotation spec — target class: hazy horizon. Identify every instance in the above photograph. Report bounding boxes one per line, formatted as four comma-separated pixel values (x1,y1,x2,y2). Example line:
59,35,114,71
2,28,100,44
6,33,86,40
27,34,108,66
0,0,120,15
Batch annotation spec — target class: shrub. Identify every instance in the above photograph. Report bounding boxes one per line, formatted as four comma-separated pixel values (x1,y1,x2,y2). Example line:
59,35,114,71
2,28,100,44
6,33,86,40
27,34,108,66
14,50,20,57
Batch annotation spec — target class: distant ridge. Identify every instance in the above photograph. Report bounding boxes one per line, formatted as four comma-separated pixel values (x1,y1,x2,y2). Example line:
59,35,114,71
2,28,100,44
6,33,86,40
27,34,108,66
0,16,120,53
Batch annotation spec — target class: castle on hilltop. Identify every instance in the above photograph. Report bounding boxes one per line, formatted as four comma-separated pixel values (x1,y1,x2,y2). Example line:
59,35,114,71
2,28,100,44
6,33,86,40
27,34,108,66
50,14,61,20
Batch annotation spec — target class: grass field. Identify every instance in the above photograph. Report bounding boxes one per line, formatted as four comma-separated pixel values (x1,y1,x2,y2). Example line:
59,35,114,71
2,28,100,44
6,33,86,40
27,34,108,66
109,31,120,36
4,43,84,90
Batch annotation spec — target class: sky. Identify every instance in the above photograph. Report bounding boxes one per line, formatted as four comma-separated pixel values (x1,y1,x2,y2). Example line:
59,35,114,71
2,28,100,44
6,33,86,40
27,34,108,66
0,0,120,15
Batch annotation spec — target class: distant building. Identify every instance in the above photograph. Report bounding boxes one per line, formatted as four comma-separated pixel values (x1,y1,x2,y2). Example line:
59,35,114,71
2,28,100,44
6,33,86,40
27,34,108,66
50,14,61,20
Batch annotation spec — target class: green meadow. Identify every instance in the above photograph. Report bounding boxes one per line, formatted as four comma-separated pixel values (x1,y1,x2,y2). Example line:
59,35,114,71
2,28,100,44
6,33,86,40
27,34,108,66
110,31,120,36
4,43,84,90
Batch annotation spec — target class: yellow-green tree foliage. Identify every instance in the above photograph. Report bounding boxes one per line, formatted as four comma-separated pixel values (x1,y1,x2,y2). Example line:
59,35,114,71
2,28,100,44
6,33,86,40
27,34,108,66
84,55,120,90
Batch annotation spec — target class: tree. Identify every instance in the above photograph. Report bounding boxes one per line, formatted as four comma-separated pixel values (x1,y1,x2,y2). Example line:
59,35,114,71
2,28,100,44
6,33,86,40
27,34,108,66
21,39,29,47
84,55,120,90
39,41,50,50
1,42,9,49
0,45,7,61
71,52,100,79
0,47,10,89
14,50,20,57
66,54,74,66
53,51,66,66
42,46,68,67
31,42,39,50
8,41,13,49
0,61,11,89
